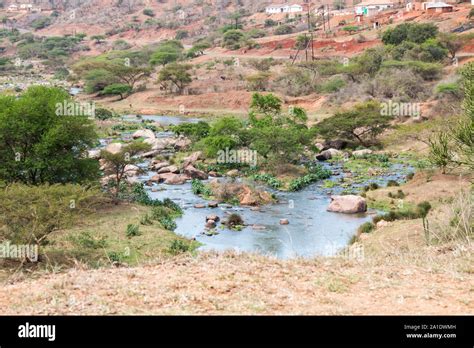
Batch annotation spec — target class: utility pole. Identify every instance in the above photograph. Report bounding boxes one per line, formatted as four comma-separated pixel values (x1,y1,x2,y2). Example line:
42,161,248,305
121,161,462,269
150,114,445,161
327,5,331,31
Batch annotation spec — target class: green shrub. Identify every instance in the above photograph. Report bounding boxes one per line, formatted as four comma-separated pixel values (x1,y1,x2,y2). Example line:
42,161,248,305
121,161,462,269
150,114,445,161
251,173,283,189
168,239,192,255
140,214,153,225
274,25,292,35
126,224,140,237
191,179,212,196
71,231,107,249
388,190,406,199
159,216,177,231
358,222,375,234
386,180,399,187
0,184,105,246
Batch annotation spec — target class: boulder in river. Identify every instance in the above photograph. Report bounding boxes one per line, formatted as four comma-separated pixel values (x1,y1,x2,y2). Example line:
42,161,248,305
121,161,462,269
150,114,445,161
316,148,343,161
162,173,189,185
182,151,202,168
280,219,290,225
183,165,208,180
205,220,217,229
104,142,123,155
327,195,367,214
158,165,180,174
323,140,348,150
208,201,219,208
132,129,156,140
206,215,220,223
151,161,170,171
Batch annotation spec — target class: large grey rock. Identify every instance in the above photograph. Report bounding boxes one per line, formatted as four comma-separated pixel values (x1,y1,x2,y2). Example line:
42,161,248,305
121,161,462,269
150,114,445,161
316,148,343,161
104,142,123,154
183,151,202,168
132,129,156,140
158,165,180,174
183,165,208,180
327,195,367,214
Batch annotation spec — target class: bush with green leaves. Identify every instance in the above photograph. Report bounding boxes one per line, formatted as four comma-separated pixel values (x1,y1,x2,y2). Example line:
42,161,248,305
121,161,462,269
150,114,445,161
126,224,140,237
150,40,183,66
0,183,105,246
191,179,212,196
171,121,210,141
358,222,375,234
0,86,99,184
223,29,245,49
429,62,474,172
274,25,292,35
382,23,438,45
168,239,192,255
316,101,391,147
288,166,332,191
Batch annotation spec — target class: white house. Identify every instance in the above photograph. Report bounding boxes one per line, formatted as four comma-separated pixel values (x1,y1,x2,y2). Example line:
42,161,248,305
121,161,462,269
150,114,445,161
7,4,19,12
355,0,396,16
265,4,303,14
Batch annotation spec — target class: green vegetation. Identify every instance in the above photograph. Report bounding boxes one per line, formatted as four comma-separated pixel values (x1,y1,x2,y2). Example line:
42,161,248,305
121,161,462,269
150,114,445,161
0,183,105,247
157,62,192,94
0,86,99,184
150,40,184,66
316,101,391,146
429,63,474,172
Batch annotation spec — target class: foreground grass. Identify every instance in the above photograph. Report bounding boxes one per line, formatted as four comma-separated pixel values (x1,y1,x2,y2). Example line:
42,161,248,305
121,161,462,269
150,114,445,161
4,203,197,275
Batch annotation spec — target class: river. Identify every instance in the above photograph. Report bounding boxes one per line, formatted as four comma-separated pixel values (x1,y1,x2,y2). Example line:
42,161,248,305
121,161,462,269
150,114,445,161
117,115,411,259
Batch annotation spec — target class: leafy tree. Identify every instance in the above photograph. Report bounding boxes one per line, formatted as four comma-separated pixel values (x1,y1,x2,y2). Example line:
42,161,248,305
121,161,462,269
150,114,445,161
223,29,245,49
295,34,310,50
0,86,99,184
157,63,192,94
91,35,106,44
102,83,132,100
101,142,151,203
382,23,438,45
31,16,51,30
274,25,293,35
265,19,277,27
343,26,359,35
248,93,310,166
438,32,464,59
150,40,183,66
143,8,155,17
316,101,391,146
175,30,188,40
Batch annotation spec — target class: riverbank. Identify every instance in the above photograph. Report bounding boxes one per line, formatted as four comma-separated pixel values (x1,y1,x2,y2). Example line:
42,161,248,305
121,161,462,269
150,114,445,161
0,171,471,314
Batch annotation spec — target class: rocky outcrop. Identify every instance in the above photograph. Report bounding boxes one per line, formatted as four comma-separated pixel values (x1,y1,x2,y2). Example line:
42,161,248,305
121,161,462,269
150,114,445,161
327,195,367,214
182,151,202,168
150,161,170,171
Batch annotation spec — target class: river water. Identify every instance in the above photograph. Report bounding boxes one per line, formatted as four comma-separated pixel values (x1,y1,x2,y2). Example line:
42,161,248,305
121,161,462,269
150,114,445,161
120,115,410,259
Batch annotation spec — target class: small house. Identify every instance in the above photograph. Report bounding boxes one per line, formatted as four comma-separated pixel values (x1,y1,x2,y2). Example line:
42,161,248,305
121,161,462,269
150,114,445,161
265,4,303,14
355,0,396,16
423,2,454,13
